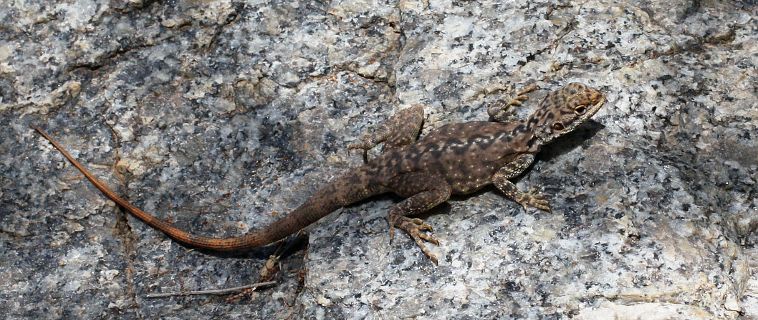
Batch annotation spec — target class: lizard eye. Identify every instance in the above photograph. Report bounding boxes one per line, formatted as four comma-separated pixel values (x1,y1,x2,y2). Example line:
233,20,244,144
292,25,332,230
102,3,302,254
552,122,565,131
575,106,587,114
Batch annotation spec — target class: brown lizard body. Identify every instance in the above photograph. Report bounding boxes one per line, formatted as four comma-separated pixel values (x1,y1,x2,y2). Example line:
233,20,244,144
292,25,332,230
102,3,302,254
34,82,605,264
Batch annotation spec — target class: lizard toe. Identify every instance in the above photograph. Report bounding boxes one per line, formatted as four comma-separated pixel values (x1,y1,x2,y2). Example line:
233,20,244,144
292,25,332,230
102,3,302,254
409,218,433,232
417,232,440,245
410,232,438,265
529,195,552,212
390,215,441,265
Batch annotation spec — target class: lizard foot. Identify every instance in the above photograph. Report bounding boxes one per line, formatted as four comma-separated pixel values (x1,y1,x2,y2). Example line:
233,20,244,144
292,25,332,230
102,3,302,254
388,215,440,264
347,105,425,163
508,83,539,106
488,83,540,122
516,192,552,213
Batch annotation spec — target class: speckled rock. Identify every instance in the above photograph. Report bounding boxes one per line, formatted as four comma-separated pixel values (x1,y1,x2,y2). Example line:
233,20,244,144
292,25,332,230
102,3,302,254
0,0,755,319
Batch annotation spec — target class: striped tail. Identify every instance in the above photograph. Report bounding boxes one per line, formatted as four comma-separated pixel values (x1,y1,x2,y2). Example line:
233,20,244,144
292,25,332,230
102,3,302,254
33,127,373,251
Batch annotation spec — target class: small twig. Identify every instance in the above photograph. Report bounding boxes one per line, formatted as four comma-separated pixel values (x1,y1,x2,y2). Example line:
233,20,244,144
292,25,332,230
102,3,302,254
226,231,307,302
144,281,276,298
226,255,282,302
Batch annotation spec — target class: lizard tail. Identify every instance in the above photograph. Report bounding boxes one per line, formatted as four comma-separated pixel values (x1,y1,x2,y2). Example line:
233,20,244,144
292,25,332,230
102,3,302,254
33,127,362,252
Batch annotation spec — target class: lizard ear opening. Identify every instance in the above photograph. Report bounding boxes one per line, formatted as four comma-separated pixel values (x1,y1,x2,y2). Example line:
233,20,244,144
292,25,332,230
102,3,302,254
552,122,565,131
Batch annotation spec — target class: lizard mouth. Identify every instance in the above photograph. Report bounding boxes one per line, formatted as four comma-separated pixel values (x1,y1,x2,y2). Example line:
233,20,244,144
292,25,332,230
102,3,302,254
586,92,606,118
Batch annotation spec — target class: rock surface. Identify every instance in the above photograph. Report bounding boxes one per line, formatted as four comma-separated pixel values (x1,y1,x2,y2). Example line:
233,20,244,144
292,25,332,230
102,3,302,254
0,0,755,319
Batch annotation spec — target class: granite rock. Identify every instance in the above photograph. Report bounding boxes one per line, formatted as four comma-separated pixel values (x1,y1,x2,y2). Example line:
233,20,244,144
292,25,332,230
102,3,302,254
0,0,755,319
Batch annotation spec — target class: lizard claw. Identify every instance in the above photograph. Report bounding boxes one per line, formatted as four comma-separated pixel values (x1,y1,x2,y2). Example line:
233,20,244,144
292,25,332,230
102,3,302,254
388,215,440,264
518,193,552,213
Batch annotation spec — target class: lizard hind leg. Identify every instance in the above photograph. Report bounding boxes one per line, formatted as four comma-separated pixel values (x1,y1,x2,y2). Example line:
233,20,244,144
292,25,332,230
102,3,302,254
348,104,424,162
385,173,452,265
487,83,539,122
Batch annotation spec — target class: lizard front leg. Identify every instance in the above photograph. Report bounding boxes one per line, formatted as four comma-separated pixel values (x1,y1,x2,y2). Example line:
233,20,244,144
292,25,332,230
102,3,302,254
487,83,539,122
348,104,424,162
491,154,552,212
386,172,452,264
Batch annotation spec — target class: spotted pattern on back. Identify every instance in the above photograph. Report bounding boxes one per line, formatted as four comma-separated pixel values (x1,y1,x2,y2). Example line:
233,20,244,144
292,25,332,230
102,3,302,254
367,83,605,195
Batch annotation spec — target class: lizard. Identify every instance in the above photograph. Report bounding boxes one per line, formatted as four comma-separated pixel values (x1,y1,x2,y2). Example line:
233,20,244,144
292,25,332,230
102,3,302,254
33,82,605,264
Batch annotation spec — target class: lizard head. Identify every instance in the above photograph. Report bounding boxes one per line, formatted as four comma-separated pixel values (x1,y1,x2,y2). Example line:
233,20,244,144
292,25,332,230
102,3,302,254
528,82,605,146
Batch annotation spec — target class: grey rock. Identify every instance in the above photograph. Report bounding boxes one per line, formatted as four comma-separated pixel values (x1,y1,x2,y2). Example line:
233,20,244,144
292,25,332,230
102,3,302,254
1,0,755,319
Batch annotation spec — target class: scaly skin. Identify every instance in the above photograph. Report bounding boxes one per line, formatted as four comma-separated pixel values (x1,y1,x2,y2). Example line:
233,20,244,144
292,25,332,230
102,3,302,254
34,82,605,264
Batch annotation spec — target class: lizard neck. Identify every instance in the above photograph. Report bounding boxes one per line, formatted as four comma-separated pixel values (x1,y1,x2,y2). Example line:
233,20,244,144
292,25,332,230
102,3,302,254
492,119,541,154
515,118,543,153
523,110,550,152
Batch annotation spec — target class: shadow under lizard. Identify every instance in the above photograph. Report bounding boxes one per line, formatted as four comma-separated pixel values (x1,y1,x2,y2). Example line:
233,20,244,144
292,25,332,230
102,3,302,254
34,83,606,264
